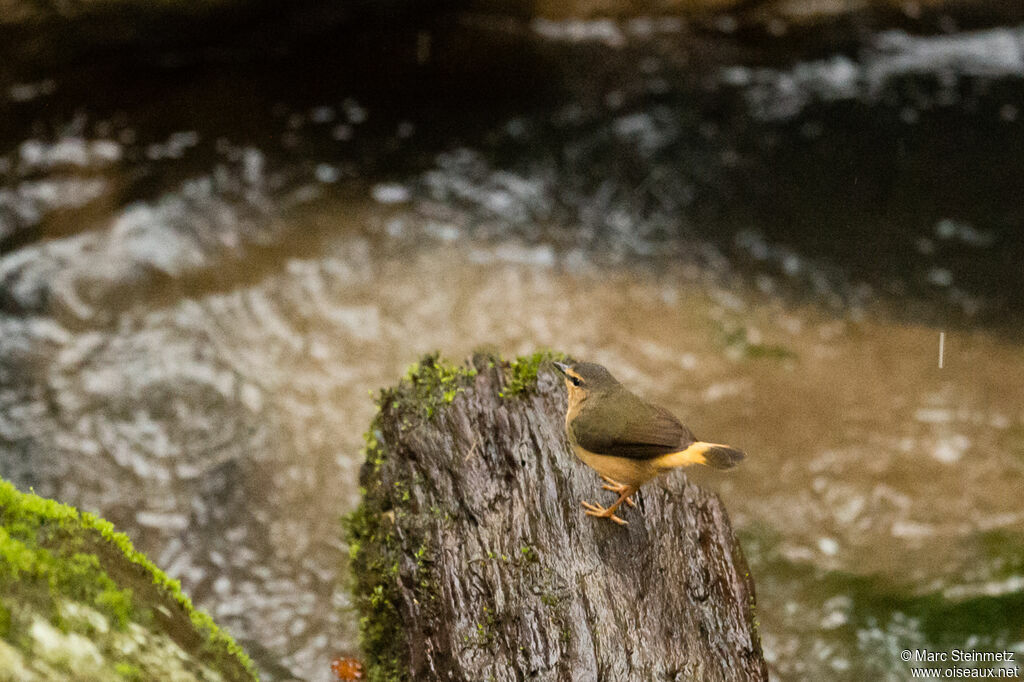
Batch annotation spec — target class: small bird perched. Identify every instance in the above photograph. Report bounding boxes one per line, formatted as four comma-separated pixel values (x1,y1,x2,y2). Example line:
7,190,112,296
554,361,745,525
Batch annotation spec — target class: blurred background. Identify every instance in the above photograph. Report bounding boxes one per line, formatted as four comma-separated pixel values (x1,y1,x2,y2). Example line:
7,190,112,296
2,0,1023,679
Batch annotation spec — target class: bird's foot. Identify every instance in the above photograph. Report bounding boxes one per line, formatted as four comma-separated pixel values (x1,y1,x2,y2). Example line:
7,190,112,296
599,476,636,508
581,499,628,525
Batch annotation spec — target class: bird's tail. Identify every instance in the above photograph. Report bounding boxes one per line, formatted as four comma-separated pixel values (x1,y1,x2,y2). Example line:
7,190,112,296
656,442,745,471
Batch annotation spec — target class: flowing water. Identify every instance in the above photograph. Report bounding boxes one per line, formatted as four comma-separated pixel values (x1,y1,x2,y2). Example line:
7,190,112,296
2,11,1024,680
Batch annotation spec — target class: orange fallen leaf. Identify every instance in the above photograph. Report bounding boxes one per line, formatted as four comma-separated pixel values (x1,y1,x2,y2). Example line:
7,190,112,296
330,657,365,681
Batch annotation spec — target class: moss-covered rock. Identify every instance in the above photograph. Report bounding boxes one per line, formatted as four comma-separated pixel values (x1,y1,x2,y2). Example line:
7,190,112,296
0,478,257,681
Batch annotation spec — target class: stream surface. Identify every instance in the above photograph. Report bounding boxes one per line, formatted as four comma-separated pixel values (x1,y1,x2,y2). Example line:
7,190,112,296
1,11,1024,681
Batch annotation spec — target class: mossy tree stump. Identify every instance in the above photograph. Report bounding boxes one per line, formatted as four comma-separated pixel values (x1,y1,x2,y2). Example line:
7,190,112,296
345,353,767,681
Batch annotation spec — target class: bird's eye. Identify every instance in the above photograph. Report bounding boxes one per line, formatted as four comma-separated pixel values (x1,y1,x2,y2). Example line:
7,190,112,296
570,376,582,387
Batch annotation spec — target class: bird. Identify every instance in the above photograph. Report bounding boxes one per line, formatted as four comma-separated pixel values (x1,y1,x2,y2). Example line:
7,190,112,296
553,361,745,525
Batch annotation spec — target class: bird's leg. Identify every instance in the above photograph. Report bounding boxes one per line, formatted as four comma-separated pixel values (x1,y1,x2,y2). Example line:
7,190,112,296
599,475,636,507
581,485,638,526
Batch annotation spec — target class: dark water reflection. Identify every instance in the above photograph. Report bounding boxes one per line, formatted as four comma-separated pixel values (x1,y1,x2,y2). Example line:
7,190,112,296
1,13,1023,680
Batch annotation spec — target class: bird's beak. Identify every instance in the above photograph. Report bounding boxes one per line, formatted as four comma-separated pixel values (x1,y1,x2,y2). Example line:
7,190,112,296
553,361,570,376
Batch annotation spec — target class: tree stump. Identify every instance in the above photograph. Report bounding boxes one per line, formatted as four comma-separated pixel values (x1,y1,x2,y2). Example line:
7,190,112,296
345,353,767,681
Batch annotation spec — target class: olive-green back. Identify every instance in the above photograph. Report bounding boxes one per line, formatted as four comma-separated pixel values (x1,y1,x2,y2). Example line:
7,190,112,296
571,386,696,460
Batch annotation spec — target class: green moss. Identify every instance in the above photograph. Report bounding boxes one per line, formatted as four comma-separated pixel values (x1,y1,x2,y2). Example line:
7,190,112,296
343,483,436,681
390,352,478,421
84,512,255,677
0,504,136,636
343,467,405,682
748,583,760,636
363,428,385,472
344,395,407,675
499,350,568,398
473,604,499,647
540,593,560,608
0,478,258,680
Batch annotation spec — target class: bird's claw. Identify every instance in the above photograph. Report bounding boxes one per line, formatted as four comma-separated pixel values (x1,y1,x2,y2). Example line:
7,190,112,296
599,476,636,507
581,500,628,525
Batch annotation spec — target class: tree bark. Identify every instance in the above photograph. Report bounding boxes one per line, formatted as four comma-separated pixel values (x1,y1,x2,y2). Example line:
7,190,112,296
346,353,767,681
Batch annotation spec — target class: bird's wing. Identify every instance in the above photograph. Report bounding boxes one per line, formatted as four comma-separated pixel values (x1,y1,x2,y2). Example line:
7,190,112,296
572,390,696,460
